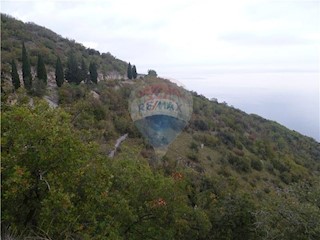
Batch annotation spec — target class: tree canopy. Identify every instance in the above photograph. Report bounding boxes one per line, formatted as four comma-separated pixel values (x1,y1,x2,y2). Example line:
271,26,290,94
11,59,20,90
65,52,81,84
36,54,47,84
127,62,132,80
22,42,32,90
55,56,64,87
89,61,98,84
132,65,137,79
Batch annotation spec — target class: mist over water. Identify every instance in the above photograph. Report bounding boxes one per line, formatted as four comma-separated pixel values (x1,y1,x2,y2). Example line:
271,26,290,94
158,66,319,142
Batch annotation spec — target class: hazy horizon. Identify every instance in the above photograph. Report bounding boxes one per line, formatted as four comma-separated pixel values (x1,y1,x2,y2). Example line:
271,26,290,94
157,65,319,141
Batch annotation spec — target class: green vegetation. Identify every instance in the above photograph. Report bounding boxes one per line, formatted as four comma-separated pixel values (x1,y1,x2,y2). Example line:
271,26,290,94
1,13,128,86
80,58,88,83
11,59,20,90
148,69,158,77
89,61,98,84
36,54,47,84
132,65,137,79
65,52,81,84
1,14,320,240
55,56,64,87
127,62,133,80
22,42,32,90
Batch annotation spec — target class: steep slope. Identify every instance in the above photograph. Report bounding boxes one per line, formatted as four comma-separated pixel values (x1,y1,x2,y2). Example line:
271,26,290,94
1,14,320,240
1,14,127,83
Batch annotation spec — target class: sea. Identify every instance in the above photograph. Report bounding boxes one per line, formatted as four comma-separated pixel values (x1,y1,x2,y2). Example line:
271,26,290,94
157,66,319,142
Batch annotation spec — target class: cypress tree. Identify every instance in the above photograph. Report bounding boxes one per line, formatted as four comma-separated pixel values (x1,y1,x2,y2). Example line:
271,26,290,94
132,65,137,79
55,57,64,87
11,59,20,90
89,61,98,84
22,42,32,90
37,55,47,84
80,59,88,83
127,62,132,80
65,53,80,84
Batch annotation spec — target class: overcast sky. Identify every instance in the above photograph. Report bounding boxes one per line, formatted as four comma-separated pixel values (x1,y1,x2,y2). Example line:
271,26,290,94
2,0,319,74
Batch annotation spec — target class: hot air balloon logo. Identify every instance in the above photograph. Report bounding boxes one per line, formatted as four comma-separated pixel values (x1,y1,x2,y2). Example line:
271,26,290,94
129,79,193,157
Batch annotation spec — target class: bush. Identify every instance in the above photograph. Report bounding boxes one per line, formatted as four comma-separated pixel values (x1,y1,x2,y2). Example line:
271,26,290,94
58,83,86,104
193,119,209,131
30,77,47,97
193,133,219,149
251,158,263,171
271,159,290,173
190,142,199,152
228,154,251,173
280,171,292,184
187,152,199,162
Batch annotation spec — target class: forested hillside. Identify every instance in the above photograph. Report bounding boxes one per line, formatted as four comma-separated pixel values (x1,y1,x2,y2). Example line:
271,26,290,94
1,14,320,240
1,14,127,84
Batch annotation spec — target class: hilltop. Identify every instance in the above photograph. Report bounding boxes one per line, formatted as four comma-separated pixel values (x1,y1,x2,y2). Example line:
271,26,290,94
1,14,320,240
1,14,127,84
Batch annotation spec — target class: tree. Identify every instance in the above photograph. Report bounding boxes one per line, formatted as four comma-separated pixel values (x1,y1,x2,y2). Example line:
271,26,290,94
147,69,157,77
65,52,80,84
1,101,99,236
22,42,32,90
31,77,46,97
55,56,64,87
127,62,132,80
132,65,137,79
80,59,88,83
11,59,20,90
89,61,98,84
36,55,47,85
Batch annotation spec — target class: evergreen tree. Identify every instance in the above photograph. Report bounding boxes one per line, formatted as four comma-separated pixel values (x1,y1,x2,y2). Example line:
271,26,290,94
22,42,32,90
11,59,20,90
81,59,89,83
127,62,132,80
89,61,98,84
147,69,157,77
36,55,47,85
132,65,137,79
55,56,64,87
65,53,80,84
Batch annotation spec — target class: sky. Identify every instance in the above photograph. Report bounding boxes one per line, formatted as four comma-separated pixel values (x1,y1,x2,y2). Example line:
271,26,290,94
2,0,319,72
1,0,320,140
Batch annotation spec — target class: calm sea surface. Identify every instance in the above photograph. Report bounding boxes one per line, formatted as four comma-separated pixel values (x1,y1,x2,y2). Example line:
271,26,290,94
159,67,319,142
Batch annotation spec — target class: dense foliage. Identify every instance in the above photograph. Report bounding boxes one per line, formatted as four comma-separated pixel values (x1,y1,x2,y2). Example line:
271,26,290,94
55,56,64,87
132,65,137,79
89,61,98,84
127,62,133,80
21,42,32,90
36,54,47,84
2,81,319,239
11,60,20,90
1,13,320,240
1,14,127,83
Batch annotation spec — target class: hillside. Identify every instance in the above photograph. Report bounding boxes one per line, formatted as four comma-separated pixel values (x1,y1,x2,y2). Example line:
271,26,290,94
1,14,127,84
1,14,320,240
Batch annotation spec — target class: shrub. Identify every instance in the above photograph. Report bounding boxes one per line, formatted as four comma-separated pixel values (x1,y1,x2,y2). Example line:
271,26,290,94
251,158,263,171
187,152,199,162
271,159,289,173
193,119,209,131
228,154,251,173
190,142,199,152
